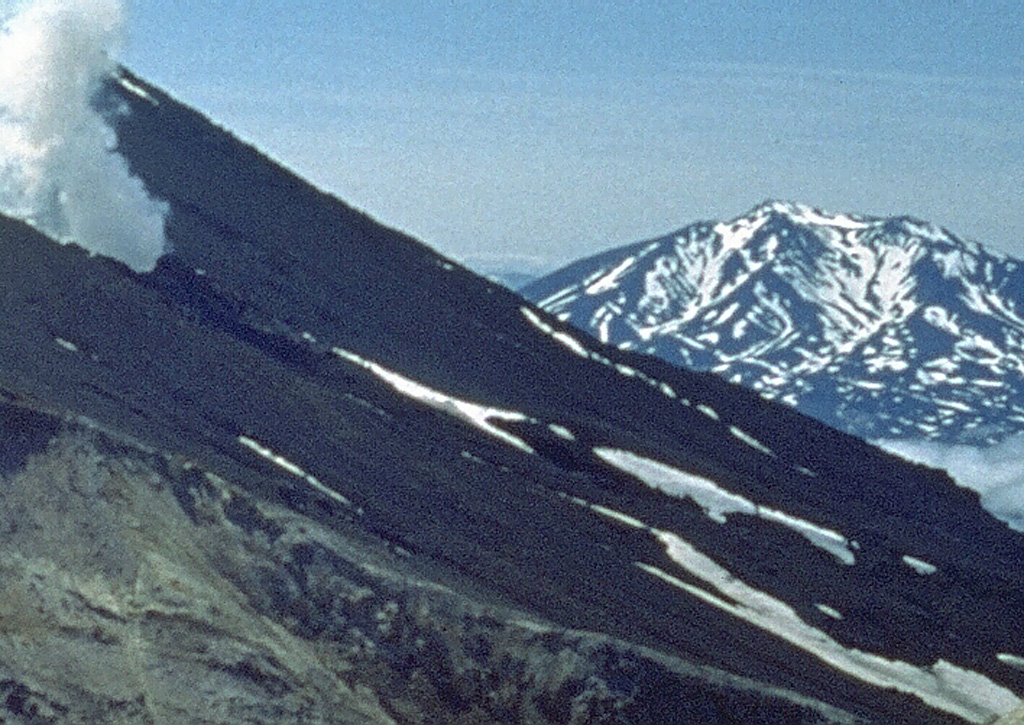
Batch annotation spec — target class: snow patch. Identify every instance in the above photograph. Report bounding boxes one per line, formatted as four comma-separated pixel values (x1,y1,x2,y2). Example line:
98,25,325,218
117,74,158,105
770,202,871,230
520,306,590,358
696,404,719,421
588,503,648,530
902,556,938,575
238,436,352,507
333,347,534,454
570,489,1016,722
640,533,1020,723
548,424,576,441
851,380,885,391
614,363,638,378
585,256,636,295
924,306,961,336
536,285,582,310
998,654,1024,671
594,448,856,564
728,425,774,456
815,603,844,620
973,379,1004,388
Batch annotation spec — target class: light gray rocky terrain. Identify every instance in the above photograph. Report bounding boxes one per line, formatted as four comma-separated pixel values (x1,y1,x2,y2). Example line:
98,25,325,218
0,405,856,724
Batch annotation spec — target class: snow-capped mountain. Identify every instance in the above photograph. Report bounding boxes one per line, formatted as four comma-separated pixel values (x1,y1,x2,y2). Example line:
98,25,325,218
1,71,1024,724
523,201,1024,444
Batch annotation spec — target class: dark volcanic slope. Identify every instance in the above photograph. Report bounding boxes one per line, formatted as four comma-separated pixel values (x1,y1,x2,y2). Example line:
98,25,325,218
0,69,1022,723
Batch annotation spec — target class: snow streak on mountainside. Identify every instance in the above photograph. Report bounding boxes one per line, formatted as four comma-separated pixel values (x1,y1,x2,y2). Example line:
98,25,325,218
524,201,1024,445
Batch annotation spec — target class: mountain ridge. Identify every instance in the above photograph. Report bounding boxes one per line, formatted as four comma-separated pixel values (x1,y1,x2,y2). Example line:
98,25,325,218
524,200,1024,444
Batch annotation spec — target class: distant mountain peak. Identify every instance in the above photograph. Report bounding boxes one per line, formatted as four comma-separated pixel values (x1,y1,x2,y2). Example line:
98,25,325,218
524,204,1024,444
752,199,874,226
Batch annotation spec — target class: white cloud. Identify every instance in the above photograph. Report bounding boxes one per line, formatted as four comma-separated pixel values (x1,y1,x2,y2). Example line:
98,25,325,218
0,0,166,272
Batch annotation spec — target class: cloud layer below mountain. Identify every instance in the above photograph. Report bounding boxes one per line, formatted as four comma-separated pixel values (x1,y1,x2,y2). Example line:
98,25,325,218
877,435,1024,532
0,0,166,272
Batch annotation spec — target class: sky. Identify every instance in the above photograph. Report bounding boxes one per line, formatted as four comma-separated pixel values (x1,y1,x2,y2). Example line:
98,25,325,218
112,1,1024,274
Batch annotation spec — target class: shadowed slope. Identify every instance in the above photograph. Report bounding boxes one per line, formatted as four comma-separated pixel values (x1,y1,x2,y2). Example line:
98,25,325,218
0,71,1020,723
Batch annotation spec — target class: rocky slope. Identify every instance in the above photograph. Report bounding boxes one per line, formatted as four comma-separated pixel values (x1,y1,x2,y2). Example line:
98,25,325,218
524,201,1024,444
0,70,1022,723
5,402,859,724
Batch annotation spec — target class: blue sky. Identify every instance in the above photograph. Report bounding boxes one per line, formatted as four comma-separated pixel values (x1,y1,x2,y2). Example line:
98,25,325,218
119,2,1024,272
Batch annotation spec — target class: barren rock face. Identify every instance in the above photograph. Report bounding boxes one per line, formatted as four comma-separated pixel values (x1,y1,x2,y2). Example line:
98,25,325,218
0,418,392,723
0,411,856,724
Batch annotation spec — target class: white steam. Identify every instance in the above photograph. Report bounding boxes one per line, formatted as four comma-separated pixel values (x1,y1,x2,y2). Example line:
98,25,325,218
877,435,1024,533
0,0,166,272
